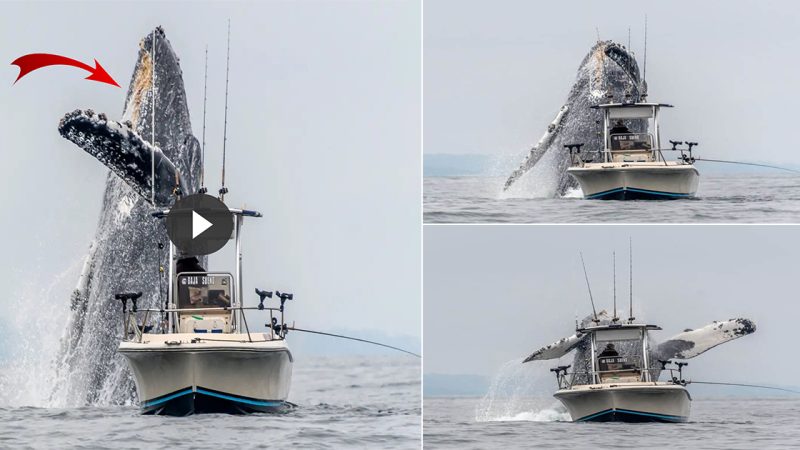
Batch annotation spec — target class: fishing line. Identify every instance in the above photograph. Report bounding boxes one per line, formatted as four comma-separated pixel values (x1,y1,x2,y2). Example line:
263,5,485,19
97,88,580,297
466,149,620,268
657,149,800,174
688,380,800,395
287,327,421,358
692,158,800,174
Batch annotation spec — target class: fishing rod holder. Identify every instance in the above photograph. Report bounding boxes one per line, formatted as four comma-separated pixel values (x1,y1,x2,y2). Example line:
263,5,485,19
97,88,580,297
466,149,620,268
114,292,153,341
255,288,273,310
565,143,604,166
276,291,293,312
564,143,585,156
268,317,289,338
115,292,143,313
671,140,698,163
550,365,572,389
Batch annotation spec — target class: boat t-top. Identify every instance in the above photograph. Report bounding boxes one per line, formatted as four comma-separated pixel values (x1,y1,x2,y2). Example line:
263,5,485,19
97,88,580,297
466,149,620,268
116,205,294,415
566,101,700,200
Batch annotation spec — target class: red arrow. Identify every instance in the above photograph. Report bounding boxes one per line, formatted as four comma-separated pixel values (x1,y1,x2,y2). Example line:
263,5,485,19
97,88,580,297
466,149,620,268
11,53,120,87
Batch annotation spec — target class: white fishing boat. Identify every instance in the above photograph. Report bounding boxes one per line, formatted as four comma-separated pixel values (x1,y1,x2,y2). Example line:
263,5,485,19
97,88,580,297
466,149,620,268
550,322,690,422
566,102,699,200
116,207,294,415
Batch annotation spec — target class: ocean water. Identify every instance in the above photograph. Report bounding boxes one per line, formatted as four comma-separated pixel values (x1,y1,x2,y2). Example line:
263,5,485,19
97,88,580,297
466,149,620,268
424,396,800,449
0,356,420,449
424,174,800,223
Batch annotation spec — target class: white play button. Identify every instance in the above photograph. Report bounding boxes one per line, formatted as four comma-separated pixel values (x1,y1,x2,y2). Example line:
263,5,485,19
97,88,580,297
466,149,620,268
192,210,213,239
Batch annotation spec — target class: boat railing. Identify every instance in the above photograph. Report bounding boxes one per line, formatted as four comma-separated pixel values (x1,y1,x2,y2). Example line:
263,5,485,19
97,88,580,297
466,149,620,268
566,145,695,167
117,303,290,344
552,364,689,389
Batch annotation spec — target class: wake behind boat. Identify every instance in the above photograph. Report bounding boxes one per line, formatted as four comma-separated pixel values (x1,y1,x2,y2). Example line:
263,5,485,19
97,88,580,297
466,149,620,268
565,102,700,200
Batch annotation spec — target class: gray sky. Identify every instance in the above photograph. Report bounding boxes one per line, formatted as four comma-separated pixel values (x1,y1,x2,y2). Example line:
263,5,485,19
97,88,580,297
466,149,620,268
424,225,798,386
0,1,420,342
424,0,800,166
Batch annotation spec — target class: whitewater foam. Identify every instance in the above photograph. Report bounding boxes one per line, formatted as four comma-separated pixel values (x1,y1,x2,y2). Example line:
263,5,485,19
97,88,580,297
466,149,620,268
475,358,572,423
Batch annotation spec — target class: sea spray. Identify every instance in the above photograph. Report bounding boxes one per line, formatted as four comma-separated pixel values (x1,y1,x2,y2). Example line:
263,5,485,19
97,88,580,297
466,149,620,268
498,148,563,200
475,358,570,422
0,259,81,407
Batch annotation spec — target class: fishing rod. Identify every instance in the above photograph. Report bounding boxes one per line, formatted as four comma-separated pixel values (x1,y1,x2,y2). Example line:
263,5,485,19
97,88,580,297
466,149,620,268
220,18,231,201
579,252,599,322
199,45,208,194
688,380,800,395
287,327,421,358
151,29,157,205
612,251,617,322
628,237,634,323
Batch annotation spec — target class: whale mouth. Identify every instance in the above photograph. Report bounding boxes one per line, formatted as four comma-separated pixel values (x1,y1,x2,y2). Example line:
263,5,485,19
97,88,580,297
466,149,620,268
603,42,645,97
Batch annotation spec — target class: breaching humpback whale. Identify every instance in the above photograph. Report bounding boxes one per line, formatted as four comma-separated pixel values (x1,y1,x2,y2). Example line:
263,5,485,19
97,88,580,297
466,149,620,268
523,310,756,385
504,41,647,195
52,27,202,405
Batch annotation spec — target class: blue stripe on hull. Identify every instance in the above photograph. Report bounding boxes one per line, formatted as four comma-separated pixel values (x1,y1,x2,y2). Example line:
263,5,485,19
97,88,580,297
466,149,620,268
586,187,693,200
195,388,284,407
576,408,688,423
141,387,290,416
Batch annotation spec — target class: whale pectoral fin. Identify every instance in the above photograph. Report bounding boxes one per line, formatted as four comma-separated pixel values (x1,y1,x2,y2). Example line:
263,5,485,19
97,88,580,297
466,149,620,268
523,333,586,363
656,318,756,360
58,109,183,206
503,105,570,192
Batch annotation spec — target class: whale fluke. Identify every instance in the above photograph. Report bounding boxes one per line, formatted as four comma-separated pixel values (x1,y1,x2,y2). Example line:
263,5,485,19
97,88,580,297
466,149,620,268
58,109,184,206
655,318,756,360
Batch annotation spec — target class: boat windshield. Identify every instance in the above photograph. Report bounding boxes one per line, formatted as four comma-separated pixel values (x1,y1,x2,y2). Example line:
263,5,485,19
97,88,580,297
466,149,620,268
610,133,652,151
177,273,233,309
594,328,644,382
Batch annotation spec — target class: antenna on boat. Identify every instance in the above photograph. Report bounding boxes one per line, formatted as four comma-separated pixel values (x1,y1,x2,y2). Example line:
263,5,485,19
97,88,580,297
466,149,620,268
628,237,635,323
199,45,208,194
219,19,231,201
151,29,156,205
613,251,618,322
580,252,599,323
642,14,648,87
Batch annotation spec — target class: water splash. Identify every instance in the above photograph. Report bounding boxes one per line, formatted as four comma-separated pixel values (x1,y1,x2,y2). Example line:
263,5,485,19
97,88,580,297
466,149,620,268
0,258,82,407
475,358,571,422
498,149,563,200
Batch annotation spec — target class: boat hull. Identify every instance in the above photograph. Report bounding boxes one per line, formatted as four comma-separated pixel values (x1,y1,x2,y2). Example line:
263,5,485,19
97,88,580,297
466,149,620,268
119,333,293,416
567,164,699,200
554,383,691,423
